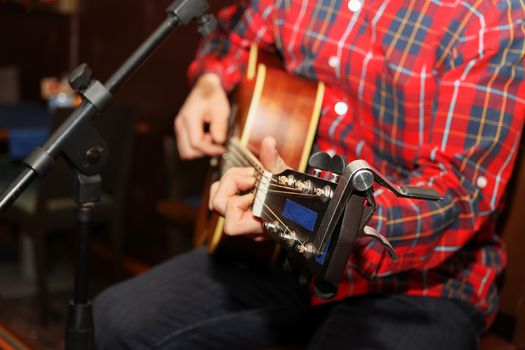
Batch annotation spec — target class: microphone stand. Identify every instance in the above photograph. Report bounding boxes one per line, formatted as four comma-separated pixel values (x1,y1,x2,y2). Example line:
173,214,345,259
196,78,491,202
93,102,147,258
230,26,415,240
0,1,216,349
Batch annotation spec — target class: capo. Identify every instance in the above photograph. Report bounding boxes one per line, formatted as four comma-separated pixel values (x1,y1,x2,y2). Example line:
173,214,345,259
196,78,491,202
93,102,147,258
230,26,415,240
303,155,442,298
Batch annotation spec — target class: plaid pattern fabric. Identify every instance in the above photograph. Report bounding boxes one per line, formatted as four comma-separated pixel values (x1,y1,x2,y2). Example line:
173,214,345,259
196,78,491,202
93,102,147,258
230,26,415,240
188,0,525,328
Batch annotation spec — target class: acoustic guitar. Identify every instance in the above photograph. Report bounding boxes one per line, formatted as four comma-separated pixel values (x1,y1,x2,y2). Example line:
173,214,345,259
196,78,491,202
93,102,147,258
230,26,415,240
194,45,324,260
194,46,441,295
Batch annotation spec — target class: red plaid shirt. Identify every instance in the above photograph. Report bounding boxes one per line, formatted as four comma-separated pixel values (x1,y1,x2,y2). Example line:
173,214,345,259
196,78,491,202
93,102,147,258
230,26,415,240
188,0,525,328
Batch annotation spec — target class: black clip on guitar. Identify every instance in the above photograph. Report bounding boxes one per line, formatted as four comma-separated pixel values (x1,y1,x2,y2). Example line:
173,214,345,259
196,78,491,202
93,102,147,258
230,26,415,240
266,152,443,299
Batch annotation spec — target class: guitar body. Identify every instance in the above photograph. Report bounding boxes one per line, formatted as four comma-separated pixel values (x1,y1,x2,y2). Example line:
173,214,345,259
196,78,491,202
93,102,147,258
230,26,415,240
194,45,325,264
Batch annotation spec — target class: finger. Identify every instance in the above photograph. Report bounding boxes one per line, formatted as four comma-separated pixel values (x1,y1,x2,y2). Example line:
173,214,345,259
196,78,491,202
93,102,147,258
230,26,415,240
252,234,270,242
224,193,263,235
239,233,268,241
179,109,224,156
259,136,288,173
174,92,208,159
209,103,230,145
175,116,204,159
183,113,212,154
174,73,228,158
202,133,226,155
208,181,220,210
179,128,203,159
210,168,256,214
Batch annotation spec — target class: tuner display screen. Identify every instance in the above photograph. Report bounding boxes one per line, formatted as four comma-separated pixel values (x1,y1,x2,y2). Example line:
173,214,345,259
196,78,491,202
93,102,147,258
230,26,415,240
282,199,318,232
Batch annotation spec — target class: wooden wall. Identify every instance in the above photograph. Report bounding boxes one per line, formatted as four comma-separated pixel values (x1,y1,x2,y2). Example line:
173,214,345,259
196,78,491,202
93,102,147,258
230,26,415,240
0,0,233,263
78,0,196,130
0,7,72,100
75,0,233,262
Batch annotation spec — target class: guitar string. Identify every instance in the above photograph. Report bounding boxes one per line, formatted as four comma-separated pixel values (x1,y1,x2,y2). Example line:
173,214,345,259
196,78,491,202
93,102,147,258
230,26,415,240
261,203,307,246
226,146,271,181
218,149,308,246
225,142,304,245
266,189,318,197
222,153,321,246
224,144,324,203
224,150,274,189
225,147,302,197
226,141,314,194
223,146,267,179
226,150,315,197
222,150,287,220
226,142,265,173
226,143,304,192
227,142,283,186
221,142,311,249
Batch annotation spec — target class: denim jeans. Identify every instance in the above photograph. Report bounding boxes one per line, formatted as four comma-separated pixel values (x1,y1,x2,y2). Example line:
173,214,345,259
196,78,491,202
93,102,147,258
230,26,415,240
94,247,483,349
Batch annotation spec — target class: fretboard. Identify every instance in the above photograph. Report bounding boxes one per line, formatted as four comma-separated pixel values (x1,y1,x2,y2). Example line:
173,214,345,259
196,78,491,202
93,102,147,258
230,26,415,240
221,137,272,217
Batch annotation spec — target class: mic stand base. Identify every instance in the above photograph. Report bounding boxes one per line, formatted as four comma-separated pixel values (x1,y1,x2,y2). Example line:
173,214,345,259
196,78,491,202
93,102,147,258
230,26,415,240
64,173,100,350
0,1,216,350
65,301,94,350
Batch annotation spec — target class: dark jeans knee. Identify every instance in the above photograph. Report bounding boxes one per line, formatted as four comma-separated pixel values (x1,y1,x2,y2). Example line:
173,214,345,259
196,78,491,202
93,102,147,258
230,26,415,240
94,282,150,349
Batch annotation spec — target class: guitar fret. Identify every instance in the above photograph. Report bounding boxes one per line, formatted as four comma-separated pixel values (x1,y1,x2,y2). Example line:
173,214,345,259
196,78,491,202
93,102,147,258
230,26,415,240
219,138,276,219
229,139,264,171
224,150,252,173
224,139,265,173
252,170,271,217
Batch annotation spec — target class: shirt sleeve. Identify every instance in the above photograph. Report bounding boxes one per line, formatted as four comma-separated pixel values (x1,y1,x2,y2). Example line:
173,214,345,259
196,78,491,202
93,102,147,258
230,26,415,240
352,3,525,277
187,0,276,91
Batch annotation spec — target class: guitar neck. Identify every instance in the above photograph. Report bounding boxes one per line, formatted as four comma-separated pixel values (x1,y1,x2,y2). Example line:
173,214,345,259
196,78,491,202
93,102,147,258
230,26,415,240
198,44,324,255
222,138,267,175
221,137,273,218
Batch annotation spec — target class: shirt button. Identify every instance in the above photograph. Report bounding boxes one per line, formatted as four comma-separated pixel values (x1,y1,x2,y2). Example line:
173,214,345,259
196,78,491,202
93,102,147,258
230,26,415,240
476,176,488,189
328,56,340,68
348,0,362,12
334,102,349,115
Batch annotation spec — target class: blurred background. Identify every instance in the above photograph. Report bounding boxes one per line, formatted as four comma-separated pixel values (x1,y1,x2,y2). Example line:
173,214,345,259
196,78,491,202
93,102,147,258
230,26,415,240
0,0,231,348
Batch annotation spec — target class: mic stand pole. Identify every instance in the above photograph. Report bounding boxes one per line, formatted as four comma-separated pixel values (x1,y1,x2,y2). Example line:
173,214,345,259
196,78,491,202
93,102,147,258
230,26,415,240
66,173,101,350
0,0,215,211
0,1,217,349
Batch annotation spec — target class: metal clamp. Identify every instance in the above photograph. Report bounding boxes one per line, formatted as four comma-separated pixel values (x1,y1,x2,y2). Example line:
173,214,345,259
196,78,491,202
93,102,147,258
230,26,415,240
306,156,442,297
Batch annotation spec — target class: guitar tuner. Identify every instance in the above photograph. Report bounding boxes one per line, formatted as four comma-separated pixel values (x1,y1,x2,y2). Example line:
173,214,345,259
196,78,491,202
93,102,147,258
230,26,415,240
308,152,347,175
263,221,281,234
279,232,299,248
312,168,322,178
296,243,316,258
314,185,334,201
277,175,333,200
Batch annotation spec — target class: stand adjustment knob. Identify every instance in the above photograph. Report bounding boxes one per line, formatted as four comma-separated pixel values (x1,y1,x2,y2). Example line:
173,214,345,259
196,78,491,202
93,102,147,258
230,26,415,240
69,63,93,92
308,152,347,175
197,14,217,36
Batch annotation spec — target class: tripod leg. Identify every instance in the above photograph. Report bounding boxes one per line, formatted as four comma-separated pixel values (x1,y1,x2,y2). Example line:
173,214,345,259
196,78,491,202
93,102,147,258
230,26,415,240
33,228,49,325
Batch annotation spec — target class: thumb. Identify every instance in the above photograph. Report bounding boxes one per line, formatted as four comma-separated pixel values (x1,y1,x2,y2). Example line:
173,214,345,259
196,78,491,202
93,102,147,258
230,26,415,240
259,137,288,173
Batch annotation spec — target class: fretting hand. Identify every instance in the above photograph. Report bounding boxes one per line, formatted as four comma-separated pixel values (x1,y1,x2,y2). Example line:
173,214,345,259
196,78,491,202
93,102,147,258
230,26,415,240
208,137,288,238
